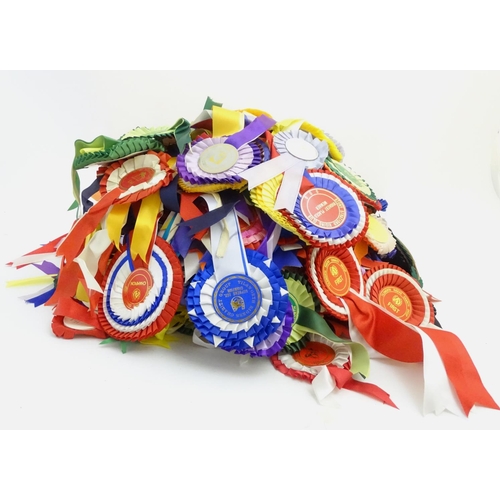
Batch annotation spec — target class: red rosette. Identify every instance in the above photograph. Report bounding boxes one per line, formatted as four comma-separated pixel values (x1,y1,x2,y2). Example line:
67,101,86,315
363,263,434,326
99,150,174,205
51,315,107,340
306,246,364,320
97,237,183,341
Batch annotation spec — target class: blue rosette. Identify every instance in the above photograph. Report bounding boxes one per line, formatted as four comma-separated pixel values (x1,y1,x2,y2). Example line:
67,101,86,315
287,170,368,248
186,249,290,352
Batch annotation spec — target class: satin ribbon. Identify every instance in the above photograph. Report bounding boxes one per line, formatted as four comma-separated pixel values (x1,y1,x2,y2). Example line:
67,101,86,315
130,191,162,262
212,106,244,137
340,289,499,415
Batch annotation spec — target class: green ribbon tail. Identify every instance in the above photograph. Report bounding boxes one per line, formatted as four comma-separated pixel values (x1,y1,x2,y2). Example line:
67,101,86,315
173,118,192,154
295,305,370,378
204,96,223,110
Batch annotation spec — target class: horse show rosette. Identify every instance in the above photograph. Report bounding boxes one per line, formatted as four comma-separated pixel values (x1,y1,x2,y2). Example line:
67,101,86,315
6,98,498,417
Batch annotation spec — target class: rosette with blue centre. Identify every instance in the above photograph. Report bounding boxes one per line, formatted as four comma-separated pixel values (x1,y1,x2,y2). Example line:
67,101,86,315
287,170,368,247
98,237,183,341
186,249,290,352
176,134,263,186
273,129,329,168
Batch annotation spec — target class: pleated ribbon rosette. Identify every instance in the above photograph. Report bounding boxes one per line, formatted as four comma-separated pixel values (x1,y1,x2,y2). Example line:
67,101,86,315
6,97,498,417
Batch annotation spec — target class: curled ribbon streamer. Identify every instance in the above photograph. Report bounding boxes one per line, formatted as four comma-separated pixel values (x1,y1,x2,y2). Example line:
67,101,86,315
131,191,162,262
341,290,499,415
56,187,122,264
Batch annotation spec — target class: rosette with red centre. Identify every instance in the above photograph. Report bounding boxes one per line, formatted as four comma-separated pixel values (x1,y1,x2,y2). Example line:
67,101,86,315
270,333,351,382
99,150,173,204
306,246,364,321
97,237,183,341
363,263,434,326
285,170,369,248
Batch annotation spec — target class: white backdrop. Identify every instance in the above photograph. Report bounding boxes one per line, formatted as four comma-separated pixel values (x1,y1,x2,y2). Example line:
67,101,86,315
1,71,500,429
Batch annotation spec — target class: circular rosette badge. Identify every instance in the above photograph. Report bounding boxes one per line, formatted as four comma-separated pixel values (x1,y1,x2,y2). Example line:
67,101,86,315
364,214,397,257
176,134,261,186
273,129,329,168
99,151,173,204
98,237,183,341
364,263,434,326
186,249,290,352
287,170,368,248
271,333,350,382
307,246,364,320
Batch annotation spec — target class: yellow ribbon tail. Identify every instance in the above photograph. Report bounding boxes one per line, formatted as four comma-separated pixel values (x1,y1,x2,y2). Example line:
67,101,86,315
6,275,57,287
107,203,131,249
131,191,162,262
212,105,244,137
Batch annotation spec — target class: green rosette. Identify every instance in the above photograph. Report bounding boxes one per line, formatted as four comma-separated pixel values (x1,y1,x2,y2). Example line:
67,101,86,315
281,336,308,354
282,270,321,347
324,157,380,209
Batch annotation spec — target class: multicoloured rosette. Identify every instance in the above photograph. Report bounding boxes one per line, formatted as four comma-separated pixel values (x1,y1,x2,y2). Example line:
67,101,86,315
186,249,290,352
239,208,267,250
287,170,369,247
271,333,351,382
282,270,322,353
98,151,174,204
324,157,381,211
307,246,364,320
98,237,183,341
176,134,263,189
363,263,434,326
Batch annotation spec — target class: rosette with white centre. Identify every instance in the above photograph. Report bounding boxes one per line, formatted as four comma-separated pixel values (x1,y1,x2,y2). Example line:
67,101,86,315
98,237,183,341
271,333,351,382
186,249,290,352
176,134,261,186
287,170,368,248
99,151,173,204
363,263,434,326
364,214,397,257
307,246,364,321
273,129,329,168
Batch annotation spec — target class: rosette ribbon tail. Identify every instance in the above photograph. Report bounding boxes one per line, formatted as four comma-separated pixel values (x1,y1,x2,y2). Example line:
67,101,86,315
56,187,122,264
342,290,499,415
328,365,398,408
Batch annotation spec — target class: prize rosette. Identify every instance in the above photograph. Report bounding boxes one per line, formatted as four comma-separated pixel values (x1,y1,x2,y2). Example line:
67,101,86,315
239,208,267,250
363,263,434,326
307,246,364,320
97,237,183,341
272,129,329,169
324,157,381,210
364,214,397,257
287,170,368,247
282,270,322,352
271,333,351,382
176,134,263,188
234,302,293,357
98,151,174,204
186,249,290,352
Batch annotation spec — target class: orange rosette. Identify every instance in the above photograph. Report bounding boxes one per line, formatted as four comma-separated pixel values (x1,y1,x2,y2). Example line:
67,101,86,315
306,246,364,321
98,150,174,204
97,236,183,341
363,263,434,326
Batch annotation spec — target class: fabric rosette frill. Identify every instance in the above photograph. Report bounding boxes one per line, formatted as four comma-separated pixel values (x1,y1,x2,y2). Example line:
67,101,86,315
186,249,291,353
98,237,183,341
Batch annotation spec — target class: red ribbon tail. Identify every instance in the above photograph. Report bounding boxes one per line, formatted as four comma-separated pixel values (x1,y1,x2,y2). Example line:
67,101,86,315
329,366,398,409
423,327,500,415
56,188,121,264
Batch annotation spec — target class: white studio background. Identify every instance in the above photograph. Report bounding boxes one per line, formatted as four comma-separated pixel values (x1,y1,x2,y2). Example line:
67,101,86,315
1,70,500,430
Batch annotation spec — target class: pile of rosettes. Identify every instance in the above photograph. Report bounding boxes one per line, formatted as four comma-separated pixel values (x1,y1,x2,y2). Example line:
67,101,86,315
8,98,499,416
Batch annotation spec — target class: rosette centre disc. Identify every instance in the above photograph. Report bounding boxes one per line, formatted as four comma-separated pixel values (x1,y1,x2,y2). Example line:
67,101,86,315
119,167,156,190
122,268,154,310
292,341,336,366
378,286,412,321
300,188,347,230
212,274,262,323
321,256,351,297
198,143,239,173
285,137,319,161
